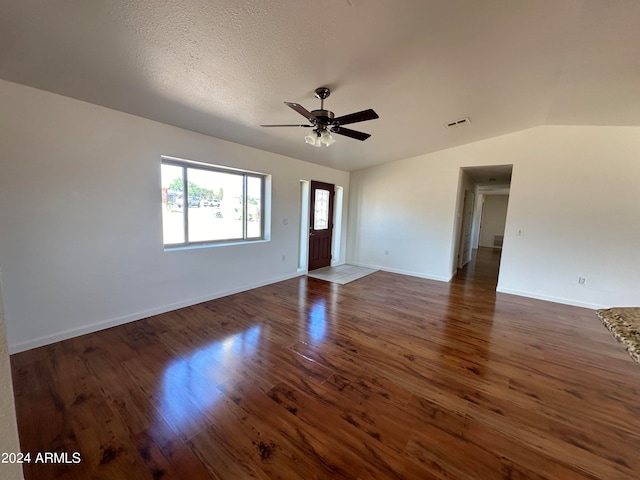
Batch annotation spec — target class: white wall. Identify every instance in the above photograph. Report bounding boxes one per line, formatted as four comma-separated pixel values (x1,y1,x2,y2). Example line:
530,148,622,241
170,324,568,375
347,156,458,281
478,195,509,248
347,125,640,309
0,80,350,353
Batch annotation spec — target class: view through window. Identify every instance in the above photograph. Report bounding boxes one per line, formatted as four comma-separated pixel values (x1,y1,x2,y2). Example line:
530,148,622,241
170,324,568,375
161,158,265,246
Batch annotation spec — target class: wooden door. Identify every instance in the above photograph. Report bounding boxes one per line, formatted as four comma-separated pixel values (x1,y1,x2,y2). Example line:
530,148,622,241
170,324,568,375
308,181,335,271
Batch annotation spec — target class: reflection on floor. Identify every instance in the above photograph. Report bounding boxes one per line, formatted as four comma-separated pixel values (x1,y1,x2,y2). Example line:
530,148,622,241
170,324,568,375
307,264,378,285
453,246,501,290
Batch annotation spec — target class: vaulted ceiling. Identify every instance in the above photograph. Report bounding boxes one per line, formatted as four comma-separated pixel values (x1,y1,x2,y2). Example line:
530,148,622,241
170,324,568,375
1,0,639,171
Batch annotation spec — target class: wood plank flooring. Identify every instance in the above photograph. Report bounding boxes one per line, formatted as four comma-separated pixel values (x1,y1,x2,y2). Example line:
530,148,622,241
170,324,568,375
10,248,640,479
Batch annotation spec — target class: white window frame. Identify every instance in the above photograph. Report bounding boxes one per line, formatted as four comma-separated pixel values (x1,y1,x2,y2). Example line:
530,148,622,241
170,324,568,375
162,157,268,248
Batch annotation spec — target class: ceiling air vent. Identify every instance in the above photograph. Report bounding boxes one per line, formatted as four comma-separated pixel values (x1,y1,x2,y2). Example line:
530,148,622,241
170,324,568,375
445,117,471,129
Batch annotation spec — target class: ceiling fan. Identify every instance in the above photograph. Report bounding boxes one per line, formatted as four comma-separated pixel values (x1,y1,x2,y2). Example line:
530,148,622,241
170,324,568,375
261,87,379,147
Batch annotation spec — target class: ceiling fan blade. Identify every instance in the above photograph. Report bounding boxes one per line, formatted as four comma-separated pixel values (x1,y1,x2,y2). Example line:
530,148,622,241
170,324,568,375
261,124,312,127
332,126,371,141
332,108,379,126
284,102,319,123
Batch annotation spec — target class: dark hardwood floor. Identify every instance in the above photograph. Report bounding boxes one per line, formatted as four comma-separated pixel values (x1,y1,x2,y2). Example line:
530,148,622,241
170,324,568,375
10,247,640,479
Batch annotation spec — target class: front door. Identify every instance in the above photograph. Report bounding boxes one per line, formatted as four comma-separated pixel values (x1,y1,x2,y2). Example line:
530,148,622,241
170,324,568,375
308,181,335,271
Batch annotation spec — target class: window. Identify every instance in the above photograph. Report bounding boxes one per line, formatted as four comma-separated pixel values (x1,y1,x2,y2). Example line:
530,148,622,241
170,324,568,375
313,188,331,230
161,158,266,247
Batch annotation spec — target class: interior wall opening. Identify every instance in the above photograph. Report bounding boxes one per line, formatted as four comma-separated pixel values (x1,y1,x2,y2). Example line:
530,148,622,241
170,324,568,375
454,165,513,288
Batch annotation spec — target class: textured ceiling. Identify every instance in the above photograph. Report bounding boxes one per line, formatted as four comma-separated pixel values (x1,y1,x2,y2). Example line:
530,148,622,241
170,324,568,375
1,0,639,171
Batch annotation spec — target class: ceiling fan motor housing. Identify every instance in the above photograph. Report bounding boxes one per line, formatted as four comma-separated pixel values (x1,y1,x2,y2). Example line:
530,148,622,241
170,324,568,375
310,109,335,126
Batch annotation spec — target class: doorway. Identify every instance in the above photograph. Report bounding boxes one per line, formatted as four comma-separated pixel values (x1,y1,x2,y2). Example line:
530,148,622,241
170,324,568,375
454,165,512,288
308,180,335,271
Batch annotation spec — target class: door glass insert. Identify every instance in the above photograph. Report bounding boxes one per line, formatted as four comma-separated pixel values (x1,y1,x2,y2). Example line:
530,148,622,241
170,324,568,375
314,189,330,230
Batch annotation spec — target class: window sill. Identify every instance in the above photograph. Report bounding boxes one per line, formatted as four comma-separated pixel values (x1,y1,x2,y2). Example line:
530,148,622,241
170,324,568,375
164,238,269,252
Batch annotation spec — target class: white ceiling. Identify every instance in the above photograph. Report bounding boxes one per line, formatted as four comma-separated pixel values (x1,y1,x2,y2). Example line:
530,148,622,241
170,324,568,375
1,0,639,171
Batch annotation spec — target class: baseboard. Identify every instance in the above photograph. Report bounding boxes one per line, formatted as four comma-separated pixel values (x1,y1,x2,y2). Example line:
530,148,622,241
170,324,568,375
496,287,603,310
8,271,305,354
350,262,453,282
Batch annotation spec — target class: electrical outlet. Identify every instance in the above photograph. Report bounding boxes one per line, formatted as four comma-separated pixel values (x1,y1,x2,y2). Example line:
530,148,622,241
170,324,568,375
384,250,389,255
578,276,587,285
282,255,286,262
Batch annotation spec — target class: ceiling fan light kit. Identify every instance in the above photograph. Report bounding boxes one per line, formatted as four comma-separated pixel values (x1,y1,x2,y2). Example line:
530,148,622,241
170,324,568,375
321,130,336,146
305,129,336,147
261,87,379,147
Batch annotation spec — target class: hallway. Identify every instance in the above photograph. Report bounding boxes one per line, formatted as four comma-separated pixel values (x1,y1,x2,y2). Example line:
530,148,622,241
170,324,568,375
453,246,501,291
